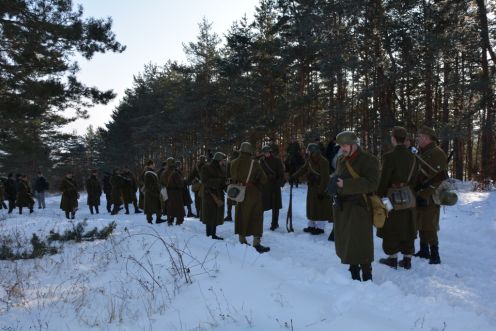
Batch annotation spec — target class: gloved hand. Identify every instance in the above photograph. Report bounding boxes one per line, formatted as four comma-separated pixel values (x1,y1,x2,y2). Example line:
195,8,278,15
416,195,429,208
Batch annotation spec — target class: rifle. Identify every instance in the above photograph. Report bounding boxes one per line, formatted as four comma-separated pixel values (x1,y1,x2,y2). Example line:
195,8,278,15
286,183,294,232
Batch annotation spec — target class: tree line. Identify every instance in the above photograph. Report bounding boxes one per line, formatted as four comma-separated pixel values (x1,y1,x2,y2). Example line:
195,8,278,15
1,0,496,184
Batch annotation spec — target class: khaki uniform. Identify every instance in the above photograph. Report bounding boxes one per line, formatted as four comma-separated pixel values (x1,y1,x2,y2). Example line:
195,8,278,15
416,142,448,246
200,161,226,235
260,155,284,228
230,153,267,240
377,145,418,255
333,147,380,265
143,169,162,222
85,175,102,213
60,177,78,217
17,180,34,213
160,168,185,224
293,154,333,222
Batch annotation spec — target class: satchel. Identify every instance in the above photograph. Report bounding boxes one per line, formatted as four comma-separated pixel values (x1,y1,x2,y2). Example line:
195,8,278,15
386,158,417,211
344,161,387,229
227,160,254,203
416,154,458,206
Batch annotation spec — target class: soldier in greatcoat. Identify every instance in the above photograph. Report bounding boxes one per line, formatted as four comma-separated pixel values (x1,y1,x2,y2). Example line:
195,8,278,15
230,142,269,253
332,131,380,281
377,127,419,270
259,145,285,230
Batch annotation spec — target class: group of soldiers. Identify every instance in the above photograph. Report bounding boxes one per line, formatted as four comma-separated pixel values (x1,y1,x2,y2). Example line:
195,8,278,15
1,124,450,282
325,126,448,281
0,172,49,215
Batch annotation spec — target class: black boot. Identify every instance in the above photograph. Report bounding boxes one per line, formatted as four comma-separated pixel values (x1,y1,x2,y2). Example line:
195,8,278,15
167,217,174,226
303,227,316,233
19,207,22,215
361,264,373,282
155,214,166,224
211,226,223,240
328,228,335,242
414,243,430,259
224,215,233,222
429,245,441,264
310,227,325,235
399,257,412,270
95,206,99,214
146,215,153,224
71,212,75,219
379,257,398,269
349,265,361,281
124,204,130,215
65,211,70,219
270,209,279,231
133,201,142,214
254,244,270,253
89,206,94,214
186,205,195,217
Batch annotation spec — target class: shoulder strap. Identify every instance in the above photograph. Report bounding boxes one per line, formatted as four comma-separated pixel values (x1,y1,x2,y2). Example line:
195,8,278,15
308,160,321,176
406,157,417,183
415,154,438,177
262,158,275,175
246,160,255,183
345,161,359,179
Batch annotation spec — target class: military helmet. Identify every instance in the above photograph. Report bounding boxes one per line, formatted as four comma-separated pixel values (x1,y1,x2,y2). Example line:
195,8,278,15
306,143,320,154
261,144,272,153
213,152,227,161
392,126,407,140
438,190,458,206
240,142,254,155
418,125,437,141
166,157,176,167
336,131,358,145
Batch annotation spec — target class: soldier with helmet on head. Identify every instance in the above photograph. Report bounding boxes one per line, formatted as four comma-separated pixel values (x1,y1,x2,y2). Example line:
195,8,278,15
414,126,448,265
377,126,419,270
229,142,270,253
332,131,380,282
160,157,185,226
142,160,165,224
291,143,332,235
259,144,285,230
200,152,228,240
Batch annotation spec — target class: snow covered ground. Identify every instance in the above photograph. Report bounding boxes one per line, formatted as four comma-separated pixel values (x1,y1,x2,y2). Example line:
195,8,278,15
0,183,495,331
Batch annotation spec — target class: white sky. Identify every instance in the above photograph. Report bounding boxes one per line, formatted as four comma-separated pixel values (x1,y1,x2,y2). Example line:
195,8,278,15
66,0,259,134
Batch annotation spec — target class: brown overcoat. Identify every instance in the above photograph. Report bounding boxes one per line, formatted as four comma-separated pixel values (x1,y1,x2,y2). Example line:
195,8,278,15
260,155,284,211
333,147,380,265
230,153,267,237
200,161,226,226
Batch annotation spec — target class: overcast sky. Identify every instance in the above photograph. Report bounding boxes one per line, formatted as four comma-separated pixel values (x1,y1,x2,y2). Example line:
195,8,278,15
67,0,259,134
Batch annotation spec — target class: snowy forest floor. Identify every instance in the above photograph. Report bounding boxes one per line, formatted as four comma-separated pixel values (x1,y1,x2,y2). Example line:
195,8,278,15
0,183,495,331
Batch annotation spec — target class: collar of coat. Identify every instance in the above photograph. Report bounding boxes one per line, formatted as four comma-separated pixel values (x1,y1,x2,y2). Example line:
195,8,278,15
420,142,437,154
345,147,360,161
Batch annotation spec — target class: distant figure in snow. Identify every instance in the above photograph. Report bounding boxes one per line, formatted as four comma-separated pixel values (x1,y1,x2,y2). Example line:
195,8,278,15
34,171,49,209
16,174,34,214
86,169,102,214
60,171,78,219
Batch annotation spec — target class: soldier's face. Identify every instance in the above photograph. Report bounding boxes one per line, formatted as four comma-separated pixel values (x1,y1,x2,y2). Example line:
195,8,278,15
264,152,271,158
219,159,226,167
341,144,352,156
417,134,431,149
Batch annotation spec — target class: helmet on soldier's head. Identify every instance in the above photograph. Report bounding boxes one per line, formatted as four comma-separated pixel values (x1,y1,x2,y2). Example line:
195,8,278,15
392,126,408,140
336,131,358,145
306,143,320,155
418,125,437,141
240,142,254,155
261,145,272,153
166,157,176,167
213,152,227,161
